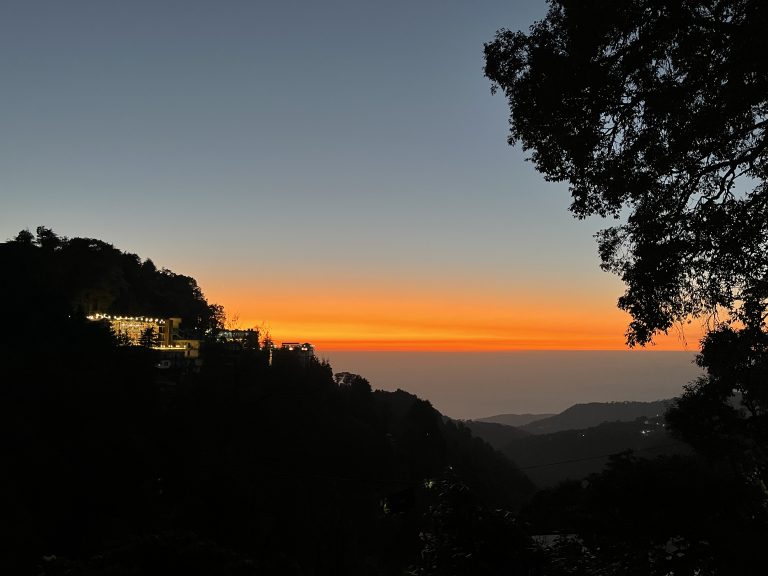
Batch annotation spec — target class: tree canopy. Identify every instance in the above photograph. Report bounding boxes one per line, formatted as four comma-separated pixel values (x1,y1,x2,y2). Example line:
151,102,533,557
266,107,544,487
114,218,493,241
484,0,768,345
1,227,224,348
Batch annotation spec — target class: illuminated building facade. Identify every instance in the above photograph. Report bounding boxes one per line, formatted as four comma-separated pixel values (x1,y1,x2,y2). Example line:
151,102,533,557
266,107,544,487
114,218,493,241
88,313,313,368
87,313,199,359
280,342,315,365
215,328,260,348
281,342,315,355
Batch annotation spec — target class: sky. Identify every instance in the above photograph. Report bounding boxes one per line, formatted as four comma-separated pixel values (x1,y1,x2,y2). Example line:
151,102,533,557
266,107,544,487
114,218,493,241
323,350,701,419
0,0,706,353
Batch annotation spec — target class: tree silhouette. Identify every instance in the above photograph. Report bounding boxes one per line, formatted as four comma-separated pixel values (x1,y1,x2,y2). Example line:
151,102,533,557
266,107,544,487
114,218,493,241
1,227,225,335
484,0,768,346
484,2,768,564
139,326,158,348
13,229,34,245
483,0,768,463
408,469,535,576
35,226,62,252
525,452,768,575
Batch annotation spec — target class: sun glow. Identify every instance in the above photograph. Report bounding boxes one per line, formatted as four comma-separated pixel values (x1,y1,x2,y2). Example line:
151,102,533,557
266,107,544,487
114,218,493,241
205,281,702,352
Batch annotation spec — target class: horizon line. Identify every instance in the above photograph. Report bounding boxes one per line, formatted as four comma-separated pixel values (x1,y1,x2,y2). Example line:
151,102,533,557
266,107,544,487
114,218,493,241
310,340,697,353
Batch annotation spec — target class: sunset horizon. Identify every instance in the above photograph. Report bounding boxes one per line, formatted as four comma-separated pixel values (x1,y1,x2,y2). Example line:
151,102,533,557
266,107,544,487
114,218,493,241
208,289,704,352
6,1,764,571
223,327,701,352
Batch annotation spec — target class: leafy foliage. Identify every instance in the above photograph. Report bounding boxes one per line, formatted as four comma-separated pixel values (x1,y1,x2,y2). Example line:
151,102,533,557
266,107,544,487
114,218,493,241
408,470,537,576
666,325,768,479
485,5,768,569
0,227,223,348
525,453,768,575
485,0,768,345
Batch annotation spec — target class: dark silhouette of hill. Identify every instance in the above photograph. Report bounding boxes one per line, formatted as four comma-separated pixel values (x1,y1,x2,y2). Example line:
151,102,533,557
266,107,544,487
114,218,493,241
474,412,555,427
465,405,689,487
460,420,531,451
519,400,673,434
0,227,222,353
8,226,762,574
503,417,689,487
2,229,537,575
374,390,534,510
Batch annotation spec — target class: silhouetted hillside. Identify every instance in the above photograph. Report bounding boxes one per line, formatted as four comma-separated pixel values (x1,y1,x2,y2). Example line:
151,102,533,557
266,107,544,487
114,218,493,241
519,400,673,434
0,227,222,354
503,417,689,487
373,390,535,510
460,420,531,450
2,230,538,575
12,227,752,575
474,413,555,427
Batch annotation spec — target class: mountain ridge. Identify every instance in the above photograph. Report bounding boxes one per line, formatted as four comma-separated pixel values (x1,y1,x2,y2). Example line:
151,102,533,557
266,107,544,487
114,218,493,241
519,399,673,434
474,413,556,427
471,399,673,435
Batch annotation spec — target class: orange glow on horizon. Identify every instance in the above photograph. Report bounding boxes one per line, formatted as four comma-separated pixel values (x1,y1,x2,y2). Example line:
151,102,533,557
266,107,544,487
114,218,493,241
203,280,704,352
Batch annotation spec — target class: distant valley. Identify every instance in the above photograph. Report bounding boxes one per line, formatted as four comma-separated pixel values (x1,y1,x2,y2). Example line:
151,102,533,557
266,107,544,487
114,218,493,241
463,399,687,487
474,413,556,427
518,399,672,434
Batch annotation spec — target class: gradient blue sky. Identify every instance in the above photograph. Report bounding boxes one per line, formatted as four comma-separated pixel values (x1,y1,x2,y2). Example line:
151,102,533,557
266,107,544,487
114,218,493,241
0,0,702,352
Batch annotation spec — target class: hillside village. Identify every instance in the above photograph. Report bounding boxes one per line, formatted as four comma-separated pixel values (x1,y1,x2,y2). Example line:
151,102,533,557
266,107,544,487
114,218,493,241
86,312,314,370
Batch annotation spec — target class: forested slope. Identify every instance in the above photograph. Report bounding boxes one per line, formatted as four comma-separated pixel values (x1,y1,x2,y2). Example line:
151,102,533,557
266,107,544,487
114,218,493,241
2,229,535,575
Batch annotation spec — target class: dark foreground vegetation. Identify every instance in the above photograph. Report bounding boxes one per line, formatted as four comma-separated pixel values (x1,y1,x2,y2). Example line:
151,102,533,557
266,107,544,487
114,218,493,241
4,228,768,575
6,0,768,572
3,229,538,575
467,413,691,488
486,0,768,572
